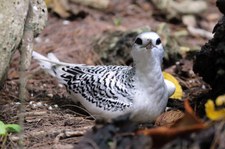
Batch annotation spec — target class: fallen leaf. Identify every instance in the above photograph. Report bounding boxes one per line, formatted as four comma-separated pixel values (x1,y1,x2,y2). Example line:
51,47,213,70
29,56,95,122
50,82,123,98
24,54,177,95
155,110,184,127
163,72,183,100
205,95,225,121
137,100,206,148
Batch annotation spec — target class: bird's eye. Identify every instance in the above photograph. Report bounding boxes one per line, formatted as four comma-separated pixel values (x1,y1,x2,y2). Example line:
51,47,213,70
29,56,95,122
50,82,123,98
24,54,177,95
135,38,142,45
156,38,161,45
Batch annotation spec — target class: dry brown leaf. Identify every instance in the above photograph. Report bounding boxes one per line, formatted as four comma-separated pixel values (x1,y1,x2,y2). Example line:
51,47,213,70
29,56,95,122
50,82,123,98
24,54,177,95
155,110,184,127
137,100,207,148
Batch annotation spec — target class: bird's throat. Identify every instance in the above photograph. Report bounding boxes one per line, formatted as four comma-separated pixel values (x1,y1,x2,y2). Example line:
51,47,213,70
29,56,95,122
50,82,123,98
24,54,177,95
132,50,164,89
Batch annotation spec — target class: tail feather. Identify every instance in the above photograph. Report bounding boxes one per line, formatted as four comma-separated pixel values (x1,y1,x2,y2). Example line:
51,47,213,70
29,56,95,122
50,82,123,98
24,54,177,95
47,53,60,62
32,51,59,77
32,51,87,83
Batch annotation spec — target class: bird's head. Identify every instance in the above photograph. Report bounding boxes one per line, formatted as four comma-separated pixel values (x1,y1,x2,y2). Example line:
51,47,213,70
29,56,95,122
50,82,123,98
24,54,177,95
132,32,164,63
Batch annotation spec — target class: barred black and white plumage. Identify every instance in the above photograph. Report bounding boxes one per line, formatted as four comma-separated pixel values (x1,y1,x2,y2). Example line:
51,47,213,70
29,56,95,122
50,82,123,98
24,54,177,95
32,32,175,122
60,65,134,112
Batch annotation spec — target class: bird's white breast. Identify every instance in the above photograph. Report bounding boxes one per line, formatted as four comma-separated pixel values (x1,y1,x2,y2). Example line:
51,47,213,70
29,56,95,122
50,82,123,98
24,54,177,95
130,63,168,122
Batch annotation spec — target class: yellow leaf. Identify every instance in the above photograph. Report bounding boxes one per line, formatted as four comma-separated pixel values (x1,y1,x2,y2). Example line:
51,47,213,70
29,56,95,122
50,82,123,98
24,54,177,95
163,72,183,100
205,96,225,121
216,95,225,106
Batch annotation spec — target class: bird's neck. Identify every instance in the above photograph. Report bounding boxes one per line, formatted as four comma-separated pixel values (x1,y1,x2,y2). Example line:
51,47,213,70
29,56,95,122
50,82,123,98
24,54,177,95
132,50,164,87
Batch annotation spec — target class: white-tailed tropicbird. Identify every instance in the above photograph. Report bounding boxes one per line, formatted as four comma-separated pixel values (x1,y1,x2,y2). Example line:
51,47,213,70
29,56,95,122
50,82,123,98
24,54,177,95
32,32,175,122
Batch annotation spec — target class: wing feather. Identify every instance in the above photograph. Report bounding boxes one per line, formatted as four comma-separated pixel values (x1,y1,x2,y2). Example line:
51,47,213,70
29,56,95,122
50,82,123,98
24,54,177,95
57,65,134,112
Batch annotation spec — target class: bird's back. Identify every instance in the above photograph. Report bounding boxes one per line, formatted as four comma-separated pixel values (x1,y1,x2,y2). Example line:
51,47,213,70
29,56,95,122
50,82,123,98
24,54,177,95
54,64,136,118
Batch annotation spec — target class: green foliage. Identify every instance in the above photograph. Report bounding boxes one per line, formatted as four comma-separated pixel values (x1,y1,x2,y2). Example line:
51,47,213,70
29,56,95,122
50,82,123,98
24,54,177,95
0,120,21,136
5,124,21,133
0,121,7,136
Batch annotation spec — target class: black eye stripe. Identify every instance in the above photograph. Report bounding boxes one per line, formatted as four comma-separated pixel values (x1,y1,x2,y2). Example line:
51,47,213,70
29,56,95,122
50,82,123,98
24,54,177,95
135,38,142,45
156,38,161,45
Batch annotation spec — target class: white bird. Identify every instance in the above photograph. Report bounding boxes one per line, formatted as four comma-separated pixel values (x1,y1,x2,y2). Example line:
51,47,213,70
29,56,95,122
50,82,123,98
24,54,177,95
32,32,175,122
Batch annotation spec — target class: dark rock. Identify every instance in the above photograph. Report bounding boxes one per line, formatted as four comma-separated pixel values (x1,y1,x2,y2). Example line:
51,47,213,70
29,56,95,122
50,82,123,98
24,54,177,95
216,0,225,15
193,0,225,97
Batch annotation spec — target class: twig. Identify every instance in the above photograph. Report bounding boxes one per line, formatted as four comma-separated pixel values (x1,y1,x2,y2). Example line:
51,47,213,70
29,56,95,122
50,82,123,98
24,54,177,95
187,26,213,39
24,111,47,117
54,127,92,143
60,104,96,119
18,0,34,147
210,121,225,149
70,0,109,10
10,125,92,143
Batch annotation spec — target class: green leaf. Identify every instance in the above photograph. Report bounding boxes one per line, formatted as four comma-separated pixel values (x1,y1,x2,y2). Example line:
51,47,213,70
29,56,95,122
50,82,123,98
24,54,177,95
0,121,7,136
5,124,21,133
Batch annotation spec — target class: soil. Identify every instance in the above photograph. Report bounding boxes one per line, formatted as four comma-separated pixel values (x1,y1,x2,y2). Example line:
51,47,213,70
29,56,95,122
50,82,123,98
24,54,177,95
0,0,222,148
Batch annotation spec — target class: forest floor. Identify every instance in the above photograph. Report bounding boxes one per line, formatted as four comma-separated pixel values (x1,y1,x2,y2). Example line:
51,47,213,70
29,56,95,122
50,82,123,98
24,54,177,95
0,0,224,148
